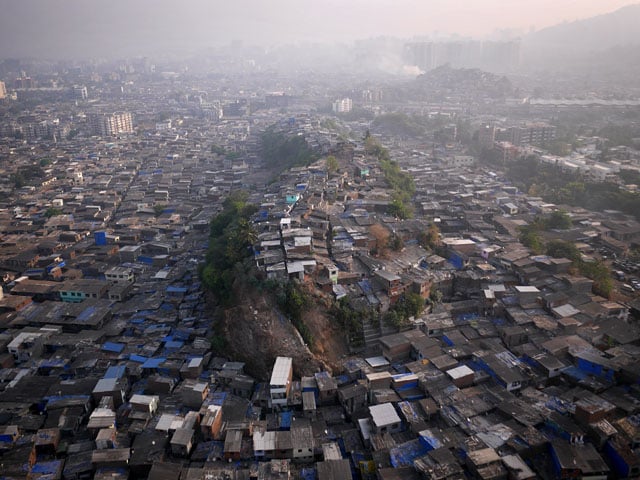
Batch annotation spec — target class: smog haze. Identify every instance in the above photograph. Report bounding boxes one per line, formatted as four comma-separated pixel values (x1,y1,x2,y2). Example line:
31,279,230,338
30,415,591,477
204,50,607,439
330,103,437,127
0,0,638,59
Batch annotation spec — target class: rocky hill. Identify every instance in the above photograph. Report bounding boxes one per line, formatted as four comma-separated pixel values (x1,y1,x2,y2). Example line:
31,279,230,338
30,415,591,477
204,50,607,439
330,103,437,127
213,282,349,380
525,3,640,54
389,64,513,102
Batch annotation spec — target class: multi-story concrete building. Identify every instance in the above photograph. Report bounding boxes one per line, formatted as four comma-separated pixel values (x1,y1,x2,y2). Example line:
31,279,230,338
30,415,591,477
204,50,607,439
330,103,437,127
269,356,293,409
501,123,556,146
332,98,352,114
404,40,520,71
89,112,133,136
73,85,88,100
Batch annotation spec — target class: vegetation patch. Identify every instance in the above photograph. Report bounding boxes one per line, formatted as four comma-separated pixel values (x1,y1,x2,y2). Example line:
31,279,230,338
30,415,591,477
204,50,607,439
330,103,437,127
365,133,415,219
261,126,319,174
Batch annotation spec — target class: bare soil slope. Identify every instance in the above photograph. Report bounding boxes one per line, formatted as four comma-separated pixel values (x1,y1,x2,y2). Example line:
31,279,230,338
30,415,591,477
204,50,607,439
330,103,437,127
217,287,348,380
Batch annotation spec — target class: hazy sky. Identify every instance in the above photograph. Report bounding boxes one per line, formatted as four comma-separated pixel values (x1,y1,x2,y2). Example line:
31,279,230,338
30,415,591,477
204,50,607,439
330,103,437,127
0,0,638,59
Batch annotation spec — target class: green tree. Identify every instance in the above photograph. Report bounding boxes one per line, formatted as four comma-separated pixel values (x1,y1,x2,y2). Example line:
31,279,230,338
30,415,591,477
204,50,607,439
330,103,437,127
383,309,404,330
11,172,25,188
371,112,424,137
389,233,404,251
384,293,425,330
275,282,313,345
402,292,426,318
333,298,367,347
388,198,410,219
419,223,441,250
546,240,581,262
225,218,258,266
544,210,572,230
326,155,338,174
579,260,613,298
44,207,63,218
261,126,318,174
519,226,545,254
211,144,226,155
429,289,443,305
153,204,166,217
201,190,258,305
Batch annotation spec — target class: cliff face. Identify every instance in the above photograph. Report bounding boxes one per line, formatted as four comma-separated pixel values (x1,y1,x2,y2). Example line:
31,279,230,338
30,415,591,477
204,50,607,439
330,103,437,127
216,285,348,380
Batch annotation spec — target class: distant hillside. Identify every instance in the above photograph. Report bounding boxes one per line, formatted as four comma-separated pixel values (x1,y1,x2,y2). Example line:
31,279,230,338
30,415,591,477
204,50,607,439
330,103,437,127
525,3,640,53
523,3,640,73
390,64,513,102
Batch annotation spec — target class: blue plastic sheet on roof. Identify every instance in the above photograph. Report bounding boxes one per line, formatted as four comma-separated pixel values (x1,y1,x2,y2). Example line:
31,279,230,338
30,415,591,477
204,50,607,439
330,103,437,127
501,295,519,306
77,306,97,322
419,430,443,451
173,329,191,340
44,394,90,403
279,411,292,430
441,335,454,347
212,392,227,406
391,373,414,382
102,342,125,353
164,340,184,349
32,460,63,474
390,439,428,468
167,286,188,294
358,280,373,295
129,355,147,363
96,467,128,476
561,365,589,381
39,358,68,368
392,364,408,374
145,324,168,333
104,365,127,379
141,357,166,369
300,467,316,480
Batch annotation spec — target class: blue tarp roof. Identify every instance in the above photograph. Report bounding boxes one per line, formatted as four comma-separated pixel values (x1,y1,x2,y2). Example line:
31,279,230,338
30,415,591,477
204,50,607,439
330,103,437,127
102,342,125,353
141,357,166,369
77,306,98,322
39,358,68,368
167,286,188,294
129,355,147,363
419,429,443,450
104,365,127,379
211,392,227,406
561,366,589,381
300,468,316,480
32,460,63,474
280,411,292,430
390,439,429,468
173,329,191,341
